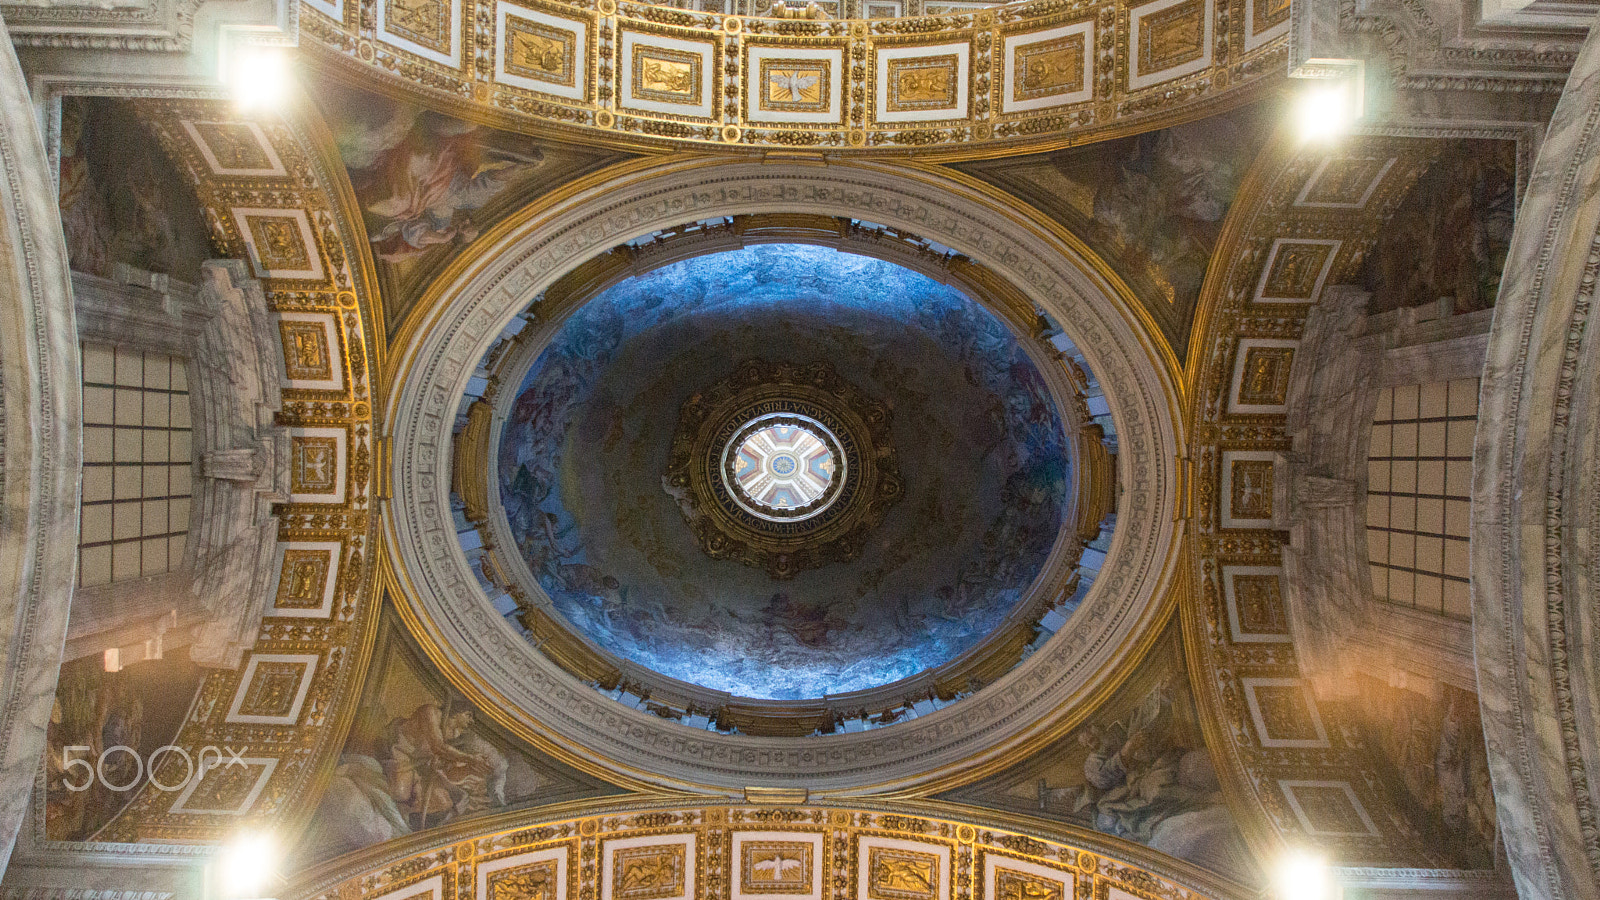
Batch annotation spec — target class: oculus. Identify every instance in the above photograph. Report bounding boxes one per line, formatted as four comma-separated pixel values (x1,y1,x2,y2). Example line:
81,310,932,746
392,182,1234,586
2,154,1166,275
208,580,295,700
725,415,841,520
1138,0,1206,73
664,359,902,579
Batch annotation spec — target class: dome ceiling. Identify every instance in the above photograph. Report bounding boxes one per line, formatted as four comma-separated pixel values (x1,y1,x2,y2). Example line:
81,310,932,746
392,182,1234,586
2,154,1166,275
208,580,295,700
495,244,1072,700
15,0,1573,886
396,160,1172,792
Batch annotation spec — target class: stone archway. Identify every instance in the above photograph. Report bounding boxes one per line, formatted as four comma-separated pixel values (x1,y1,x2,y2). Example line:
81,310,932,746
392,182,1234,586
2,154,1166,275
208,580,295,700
0,20,81,875
1472,21,1600,900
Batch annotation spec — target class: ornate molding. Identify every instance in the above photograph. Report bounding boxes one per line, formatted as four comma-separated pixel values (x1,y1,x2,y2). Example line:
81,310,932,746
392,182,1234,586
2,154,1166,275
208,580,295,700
301,0,1287,159
287,802,1250,900
0,883,176,890
0,17,82,875
1330,866,1515,897
386,158,1183,793
1472,18,1600,900
1293,0,1581,90
5,0,297,163
0,0,203,53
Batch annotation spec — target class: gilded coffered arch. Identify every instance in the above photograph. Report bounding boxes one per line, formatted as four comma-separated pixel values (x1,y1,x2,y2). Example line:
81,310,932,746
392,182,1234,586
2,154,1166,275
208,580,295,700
299,0,1288,158
1179,121,1523,879
21,95,392,852
285,801,1256,900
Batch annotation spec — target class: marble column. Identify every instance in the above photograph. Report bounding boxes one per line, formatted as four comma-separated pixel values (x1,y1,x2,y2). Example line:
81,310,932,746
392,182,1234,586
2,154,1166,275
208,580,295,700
0,18,82,879
1473,11,1600,900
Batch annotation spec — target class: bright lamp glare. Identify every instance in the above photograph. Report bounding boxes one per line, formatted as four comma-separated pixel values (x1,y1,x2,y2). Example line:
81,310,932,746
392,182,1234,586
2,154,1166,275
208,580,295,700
1295,82,1352,143
216,831,278,898
229,47,291,112
1275,849,1334,900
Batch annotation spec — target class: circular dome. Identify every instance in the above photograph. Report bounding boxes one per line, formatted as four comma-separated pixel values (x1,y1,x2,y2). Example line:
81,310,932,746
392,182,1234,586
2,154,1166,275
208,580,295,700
493,244,1071,701
390,160,1178,790
725,414,840,520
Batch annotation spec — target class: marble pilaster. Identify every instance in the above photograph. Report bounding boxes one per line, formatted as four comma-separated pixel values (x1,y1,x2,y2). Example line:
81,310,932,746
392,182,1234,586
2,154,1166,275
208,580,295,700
183,260,287,669
1277,285,1377,695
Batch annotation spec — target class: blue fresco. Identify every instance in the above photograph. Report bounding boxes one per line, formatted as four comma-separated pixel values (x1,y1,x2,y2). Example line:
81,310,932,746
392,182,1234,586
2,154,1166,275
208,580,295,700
496,244,1071,700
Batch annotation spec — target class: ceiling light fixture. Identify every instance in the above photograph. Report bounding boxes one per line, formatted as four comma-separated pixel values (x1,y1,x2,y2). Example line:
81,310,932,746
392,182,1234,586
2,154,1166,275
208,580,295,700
1290,60,1364,144
209,831,280,900
1294,81,1355,143
227,45,292,112
1274,848,1337,900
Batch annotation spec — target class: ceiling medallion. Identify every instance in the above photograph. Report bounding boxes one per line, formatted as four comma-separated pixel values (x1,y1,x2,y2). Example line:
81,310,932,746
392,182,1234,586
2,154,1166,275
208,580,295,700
664,359,901,578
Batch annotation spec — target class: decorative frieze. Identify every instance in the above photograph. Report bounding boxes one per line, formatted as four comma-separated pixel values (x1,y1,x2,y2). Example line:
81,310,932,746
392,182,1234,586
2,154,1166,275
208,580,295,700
298,0,1288,153
289,806,1235,900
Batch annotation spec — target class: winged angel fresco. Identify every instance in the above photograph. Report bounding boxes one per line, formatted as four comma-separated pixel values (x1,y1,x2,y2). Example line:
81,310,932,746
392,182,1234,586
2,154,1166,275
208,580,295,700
1036,680,1252,875
334,102,543,263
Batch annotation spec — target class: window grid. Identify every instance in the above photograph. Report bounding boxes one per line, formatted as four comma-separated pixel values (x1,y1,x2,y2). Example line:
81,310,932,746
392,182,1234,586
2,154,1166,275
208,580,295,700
79,344,193,588
1365,378,1478,620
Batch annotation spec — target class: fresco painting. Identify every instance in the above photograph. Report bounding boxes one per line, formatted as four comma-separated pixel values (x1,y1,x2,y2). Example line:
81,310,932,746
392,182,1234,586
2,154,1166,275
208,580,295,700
57,97,213,281
44,653,206,842
314,82,628,331
936,625,1254,882
1337,677,1498,869
298,613,623,865
329,99,543,264
956,105,1271,360
496,244,1072,701
1361,139,1517,315
1047,113,1258,308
